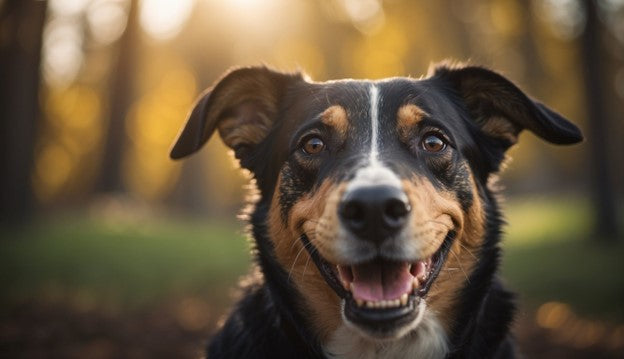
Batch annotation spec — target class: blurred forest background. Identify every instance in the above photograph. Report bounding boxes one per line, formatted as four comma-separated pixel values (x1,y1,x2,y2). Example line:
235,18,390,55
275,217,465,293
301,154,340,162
1,0,623,358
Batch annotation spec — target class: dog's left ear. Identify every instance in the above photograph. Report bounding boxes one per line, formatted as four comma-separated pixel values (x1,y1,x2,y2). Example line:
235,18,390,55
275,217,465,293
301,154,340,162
170,67,302,165
431,64,583,149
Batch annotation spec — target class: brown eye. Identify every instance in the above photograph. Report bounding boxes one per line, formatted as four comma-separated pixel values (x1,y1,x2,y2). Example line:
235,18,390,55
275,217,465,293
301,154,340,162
421,133,446,152
303,137,325,155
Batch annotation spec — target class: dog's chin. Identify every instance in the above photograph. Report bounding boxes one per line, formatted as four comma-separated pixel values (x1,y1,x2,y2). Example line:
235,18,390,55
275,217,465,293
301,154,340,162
341,296,427,341
299,231,456,342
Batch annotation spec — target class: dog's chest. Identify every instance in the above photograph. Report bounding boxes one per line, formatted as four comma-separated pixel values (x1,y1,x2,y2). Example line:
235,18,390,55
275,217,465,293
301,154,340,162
323,311,449,359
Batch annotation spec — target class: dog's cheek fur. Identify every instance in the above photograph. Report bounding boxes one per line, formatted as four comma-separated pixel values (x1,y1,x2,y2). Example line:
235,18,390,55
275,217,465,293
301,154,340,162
278,162,314,222
268,176,344,342
401,177,460,255
401,164,485,334
427,172,485,333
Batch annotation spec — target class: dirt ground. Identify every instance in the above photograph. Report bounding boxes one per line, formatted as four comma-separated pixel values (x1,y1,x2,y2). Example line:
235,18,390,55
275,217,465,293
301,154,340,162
1,298,622,359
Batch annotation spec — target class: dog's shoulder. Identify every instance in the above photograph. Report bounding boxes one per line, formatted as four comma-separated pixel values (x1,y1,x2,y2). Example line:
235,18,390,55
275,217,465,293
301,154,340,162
207,281,324,359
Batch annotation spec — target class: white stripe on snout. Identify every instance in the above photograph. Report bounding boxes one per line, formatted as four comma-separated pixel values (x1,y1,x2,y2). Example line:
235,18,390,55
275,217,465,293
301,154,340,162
369,85,380,165
345,84,401,191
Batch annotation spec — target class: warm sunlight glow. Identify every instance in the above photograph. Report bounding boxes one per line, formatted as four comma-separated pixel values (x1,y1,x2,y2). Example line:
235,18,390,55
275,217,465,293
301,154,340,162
139,0,195,40
42,18,84,87
212,0,291,42
34,85,102,202
49,0,90,17
124,66,196,200
227,0,264,10
87,0,129,45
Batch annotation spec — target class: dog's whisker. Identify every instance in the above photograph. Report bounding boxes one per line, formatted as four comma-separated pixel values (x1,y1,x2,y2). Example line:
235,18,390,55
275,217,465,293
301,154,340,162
457,242,477,260
450,250,470,283
302,251,313,279
288,239,314,281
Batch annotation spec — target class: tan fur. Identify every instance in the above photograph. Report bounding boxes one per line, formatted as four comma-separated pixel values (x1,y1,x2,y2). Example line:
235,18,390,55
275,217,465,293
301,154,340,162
268,179,346,341
401,177,461,259
480,116,519,144
417,174,485,332
321,106,349,141
454,77,523,143
397,104,427,143
212,75,281,149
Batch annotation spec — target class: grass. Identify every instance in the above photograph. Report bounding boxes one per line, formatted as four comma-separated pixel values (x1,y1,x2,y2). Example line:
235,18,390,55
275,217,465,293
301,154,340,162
502,196,624,322
0,196,622,324
0,215,250,312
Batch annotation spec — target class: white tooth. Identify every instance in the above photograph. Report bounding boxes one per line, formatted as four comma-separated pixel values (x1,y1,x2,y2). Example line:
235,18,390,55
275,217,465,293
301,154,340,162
400,293,408,306
418,273,427,282
356,298,364,307
379,301,386,308
388,299,396,308
366,301,374,308
375,301,381,308
394,299,401,307
413,278,420,291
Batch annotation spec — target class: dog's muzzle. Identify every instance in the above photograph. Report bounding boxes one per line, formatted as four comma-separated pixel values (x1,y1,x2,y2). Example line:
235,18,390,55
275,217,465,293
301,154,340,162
299,184,456,339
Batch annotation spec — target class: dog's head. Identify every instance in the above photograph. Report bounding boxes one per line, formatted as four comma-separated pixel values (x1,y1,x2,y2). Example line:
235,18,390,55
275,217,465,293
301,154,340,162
171,65,581,342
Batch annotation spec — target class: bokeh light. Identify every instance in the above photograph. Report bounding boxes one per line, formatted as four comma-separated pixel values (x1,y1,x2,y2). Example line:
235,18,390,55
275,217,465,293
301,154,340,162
42,18,84,87
123,64,197,201
139,0,195,40
86,0,129,45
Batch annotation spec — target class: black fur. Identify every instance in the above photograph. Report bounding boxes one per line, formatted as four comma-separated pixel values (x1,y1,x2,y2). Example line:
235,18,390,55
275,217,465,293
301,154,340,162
170,64,582,358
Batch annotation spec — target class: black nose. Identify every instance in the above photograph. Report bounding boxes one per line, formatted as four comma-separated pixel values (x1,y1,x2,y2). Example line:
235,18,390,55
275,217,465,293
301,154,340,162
339,185,411,242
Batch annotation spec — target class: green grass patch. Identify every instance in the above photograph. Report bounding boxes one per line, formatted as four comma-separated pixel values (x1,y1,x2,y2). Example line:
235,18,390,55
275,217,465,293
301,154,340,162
0,215,250,310
502,196,624,322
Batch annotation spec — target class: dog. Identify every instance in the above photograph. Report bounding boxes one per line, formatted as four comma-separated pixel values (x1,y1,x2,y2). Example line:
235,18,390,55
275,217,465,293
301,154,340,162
170,63,582,358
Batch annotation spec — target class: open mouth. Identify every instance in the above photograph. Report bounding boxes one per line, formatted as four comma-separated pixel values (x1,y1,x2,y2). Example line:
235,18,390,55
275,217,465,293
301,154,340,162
300,232,456,335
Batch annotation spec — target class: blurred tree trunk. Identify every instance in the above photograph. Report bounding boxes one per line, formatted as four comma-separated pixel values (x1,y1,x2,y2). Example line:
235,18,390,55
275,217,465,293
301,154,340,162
0,0,47,224
518,1,545,91
580,0,619,241
95,0,139,194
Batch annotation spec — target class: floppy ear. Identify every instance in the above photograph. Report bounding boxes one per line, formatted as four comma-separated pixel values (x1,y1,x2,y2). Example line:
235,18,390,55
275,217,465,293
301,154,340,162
170,66,302,165
431,64,583,149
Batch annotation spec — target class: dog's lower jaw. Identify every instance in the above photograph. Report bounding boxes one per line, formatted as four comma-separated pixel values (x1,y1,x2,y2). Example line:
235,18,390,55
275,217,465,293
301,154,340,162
324,304,449,359
342,298,427,341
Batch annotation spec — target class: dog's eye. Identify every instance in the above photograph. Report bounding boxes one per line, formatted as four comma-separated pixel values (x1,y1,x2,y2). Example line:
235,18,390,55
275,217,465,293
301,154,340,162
302,137,325,155
421,133,446,153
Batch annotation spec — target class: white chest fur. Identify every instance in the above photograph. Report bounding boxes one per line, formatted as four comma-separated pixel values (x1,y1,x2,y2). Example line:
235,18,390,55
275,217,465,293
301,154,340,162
323,310,448,359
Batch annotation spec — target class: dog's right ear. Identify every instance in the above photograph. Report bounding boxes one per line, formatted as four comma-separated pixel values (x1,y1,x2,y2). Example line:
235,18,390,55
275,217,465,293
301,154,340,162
170,67,302,164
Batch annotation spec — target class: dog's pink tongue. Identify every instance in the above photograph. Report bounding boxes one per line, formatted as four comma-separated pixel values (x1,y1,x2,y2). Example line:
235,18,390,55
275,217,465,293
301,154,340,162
351,262,412,301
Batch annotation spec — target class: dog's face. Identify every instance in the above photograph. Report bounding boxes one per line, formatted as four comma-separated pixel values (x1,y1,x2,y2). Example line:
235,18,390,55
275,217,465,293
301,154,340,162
171,65,581,343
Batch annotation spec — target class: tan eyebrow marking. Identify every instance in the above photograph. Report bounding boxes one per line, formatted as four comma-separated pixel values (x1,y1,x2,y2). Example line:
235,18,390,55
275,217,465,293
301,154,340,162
397,104,427,143
321,105,349,140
